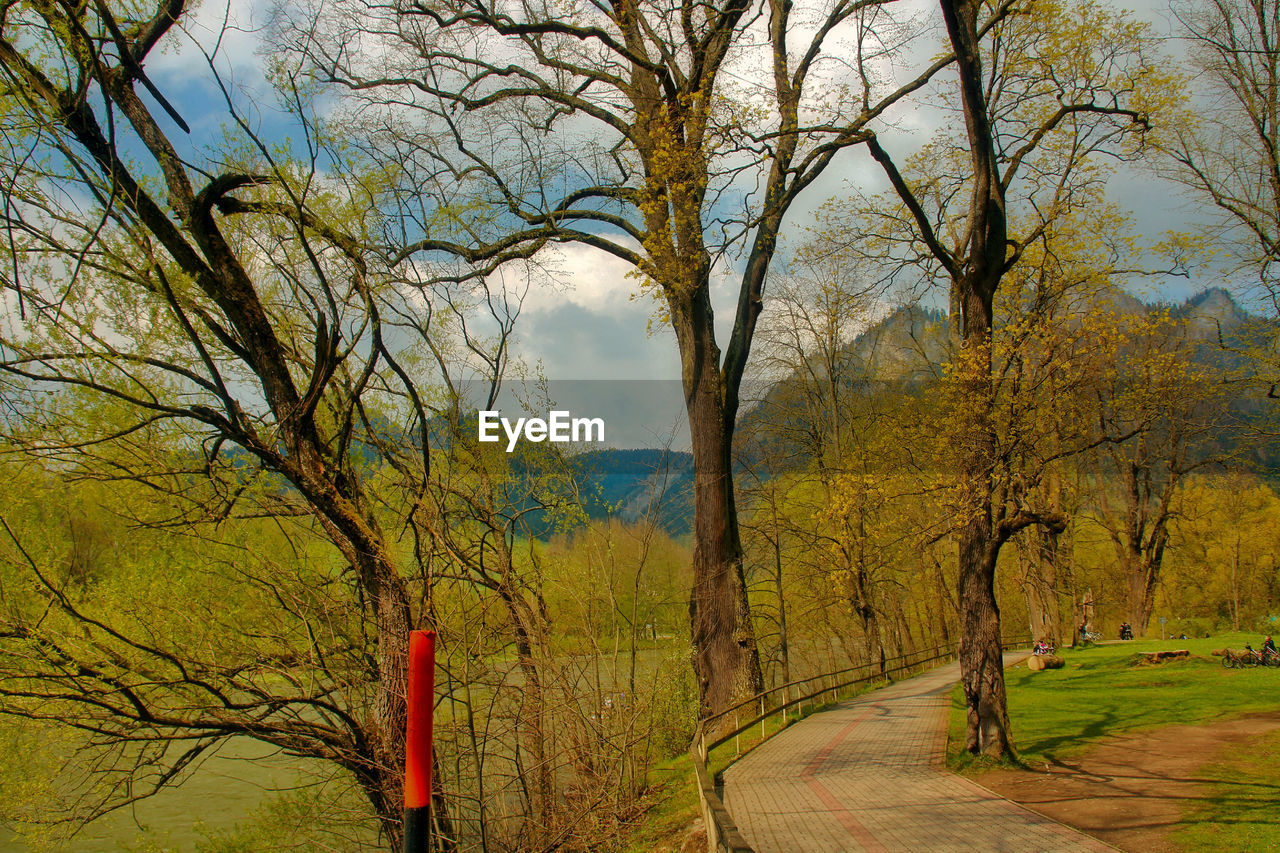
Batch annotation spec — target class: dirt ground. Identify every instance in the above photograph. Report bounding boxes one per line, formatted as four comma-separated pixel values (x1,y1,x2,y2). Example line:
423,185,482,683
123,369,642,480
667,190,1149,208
977,713,1280,852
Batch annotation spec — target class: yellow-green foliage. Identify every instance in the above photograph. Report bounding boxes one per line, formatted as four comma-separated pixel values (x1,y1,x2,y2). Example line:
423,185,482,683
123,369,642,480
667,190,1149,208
1163,473,1280,633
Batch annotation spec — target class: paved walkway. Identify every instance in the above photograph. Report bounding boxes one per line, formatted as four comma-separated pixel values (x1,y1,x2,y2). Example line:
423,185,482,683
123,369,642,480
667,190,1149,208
720,658,1116,852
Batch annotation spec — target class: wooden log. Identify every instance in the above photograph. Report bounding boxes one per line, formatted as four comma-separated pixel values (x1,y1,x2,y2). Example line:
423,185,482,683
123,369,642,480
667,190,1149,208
1142,650,1189,664
1028,654,1064,671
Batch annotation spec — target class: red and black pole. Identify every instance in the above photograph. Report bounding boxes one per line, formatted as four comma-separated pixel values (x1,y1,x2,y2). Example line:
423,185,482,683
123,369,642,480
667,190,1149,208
403,629,435,853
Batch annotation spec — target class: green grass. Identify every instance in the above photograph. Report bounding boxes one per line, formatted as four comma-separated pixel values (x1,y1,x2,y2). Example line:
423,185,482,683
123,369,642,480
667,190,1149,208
1174,728,1280,853
947,634,1280,852
949,635,1280,770
616,754,702,853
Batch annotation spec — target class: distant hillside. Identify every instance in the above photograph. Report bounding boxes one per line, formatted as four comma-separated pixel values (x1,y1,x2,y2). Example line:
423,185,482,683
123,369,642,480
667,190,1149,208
573,448,694,537
571,287,1275,536
846,304,950,380
1172,287,1251,333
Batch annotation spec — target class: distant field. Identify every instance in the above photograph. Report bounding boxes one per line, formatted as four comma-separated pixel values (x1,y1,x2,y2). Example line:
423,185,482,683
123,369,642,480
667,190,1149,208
0,737,348,852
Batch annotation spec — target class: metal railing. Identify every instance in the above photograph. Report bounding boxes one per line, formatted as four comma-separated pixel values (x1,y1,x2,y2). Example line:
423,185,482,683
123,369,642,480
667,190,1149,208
690,637,1031,853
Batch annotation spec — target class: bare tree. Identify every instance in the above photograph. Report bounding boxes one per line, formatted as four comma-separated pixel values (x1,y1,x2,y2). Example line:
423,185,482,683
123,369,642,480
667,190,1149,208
280,0,976,719
0,1,493,843
849,0,1154,755
1166,0,1280,303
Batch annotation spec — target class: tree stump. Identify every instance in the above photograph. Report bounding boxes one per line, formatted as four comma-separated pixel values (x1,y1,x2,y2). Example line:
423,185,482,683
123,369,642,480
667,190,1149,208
1028,654,1064,671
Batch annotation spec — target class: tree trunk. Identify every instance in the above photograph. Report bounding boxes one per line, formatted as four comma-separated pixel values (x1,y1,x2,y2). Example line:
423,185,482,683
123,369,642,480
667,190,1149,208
349,547,416,850
940,0,1013,759
951,282,1009,756
773,525,791,686
498,586,553,826
315,505,416,849
1024,524,1062,646
958,527,1011,756
375,579,412,850
1122,545,1163,635
934,554,956,645
677,298,764,718
1232,533,1241,632
847,564,884,672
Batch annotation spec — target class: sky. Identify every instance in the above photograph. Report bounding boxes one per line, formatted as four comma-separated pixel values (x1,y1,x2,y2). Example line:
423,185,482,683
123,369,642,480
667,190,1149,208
137,0,1234,444
480,0,1219,383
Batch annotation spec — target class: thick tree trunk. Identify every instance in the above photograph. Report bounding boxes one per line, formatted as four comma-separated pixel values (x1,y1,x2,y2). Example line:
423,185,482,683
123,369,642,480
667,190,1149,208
953,327,1010,755
310,486,418,849
686,368,764,718
374,576,413,850
953,285,1010,757
1126,553,1161,635
670,265,764,720
958,528,1011,755
1024,523,1062,646
940,0,1014,760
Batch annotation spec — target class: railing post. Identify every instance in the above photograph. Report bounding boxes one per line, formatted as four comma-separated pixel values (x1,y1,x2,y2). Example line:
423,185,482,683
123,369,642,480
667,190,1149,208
734,710,740,758
760,697,766,740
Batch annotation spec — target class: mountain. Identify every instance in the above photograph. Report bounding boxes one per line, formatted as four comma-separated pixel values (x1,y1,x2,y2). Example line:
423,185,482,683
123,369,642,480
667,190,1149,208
843,304,949,381
567,287,1274,537
1174,287,1251,335
574,448,695,536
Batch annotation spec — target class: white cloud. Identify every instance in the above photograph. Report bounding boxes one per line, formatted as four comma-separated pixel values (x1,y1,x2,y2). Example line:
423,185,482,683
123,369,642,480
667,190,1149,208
513,240,646,318
148,0,271,99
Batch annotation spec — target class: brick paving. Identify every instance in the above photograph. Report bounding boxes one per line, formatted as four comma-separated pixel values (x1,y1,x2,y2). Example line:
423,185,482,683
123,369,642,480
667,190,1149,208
720,657,1116,852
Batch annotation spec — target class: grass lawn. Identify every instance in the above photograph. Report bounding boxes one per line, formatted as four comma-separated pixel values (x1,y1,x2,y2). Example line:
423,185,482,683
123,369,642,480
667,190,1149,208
948,633,1280,851
1174,728,1280,853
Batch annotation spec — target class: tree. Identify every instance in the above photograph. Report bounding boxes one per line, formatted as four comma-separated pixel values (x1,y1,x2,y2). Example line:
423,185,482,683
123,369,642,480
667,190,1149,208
841,0,1158,754
0,464,387,846
1165,0,1280,304
1161,0,1280,412
1164,472,1280,632
284,0,973,718
739,250,899,671
0,1,483,842
1081,308,1232,634
984,220,1141,649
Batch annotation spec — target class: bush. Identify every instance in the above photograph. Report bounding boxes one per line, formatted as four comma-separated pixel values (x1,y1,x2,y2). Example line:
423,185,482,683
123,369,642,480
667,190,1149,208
646,647,699,759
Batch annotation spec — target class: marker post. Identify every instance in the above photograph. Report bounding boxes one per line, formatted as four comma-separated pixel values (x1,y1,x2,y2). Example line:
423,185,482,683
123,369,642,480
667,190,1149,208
403,630,435,853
